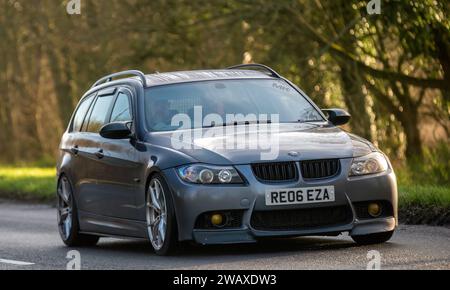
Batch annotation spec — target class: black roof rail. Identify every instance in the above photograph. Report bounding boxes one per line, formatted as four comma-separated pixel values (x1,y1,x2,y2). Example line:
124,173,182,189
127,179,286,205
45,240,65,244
227,63,281,78
91,70,147,88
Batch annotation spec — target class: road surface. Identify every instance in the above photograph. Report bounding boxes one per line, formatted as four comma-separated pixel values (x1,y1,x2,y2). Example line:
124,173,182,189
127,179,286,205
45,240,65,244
0,201,449,270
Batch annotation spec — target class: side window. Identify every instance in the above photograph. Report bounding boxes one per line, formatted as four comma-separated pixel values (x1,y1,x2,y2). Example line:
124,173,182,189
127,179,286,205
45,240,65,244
110,92,132,122
86,95,115,133
72,94,94,132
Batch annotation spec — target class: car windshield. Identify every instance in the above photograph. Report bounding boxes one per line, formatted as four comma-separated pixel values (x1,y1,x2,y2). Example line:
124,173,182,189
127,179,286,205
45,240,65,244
144,79,324,132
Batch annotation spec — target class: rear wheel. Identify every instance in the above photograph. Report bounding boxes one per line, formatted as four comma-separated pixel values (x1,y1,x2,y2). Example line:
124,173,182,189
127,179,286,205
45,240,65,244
351,231,394,245
146,174,178,256
57,175,99,247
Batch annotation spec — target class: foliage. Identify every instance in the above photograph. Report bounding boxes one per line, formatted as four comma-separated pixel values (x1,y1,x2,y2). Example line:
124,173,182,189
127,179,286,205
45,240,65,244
0,0,448,164
399,185,450,208
395,141,450,223
396,141,450,186
0,167,56,201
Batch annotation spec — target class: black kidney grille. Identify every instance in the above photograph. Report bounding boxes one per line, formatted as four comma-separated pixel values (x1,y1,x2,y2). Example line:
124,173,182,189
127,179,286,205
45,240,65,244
251,206,353,231
252,162,297,181
300,159,340,179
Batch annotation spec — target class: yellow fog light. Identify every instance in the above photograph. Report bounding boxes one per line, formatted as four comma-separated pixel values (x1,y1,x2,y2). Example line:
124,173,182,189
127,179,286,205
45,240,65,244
211,214,224,226
368,203,382,217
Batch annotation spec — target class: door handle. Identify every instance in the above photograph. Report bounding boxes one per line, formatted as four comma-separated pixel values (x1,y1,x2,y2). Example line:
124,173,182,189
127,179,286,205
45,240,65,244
70,146,79,155
95,149,104,159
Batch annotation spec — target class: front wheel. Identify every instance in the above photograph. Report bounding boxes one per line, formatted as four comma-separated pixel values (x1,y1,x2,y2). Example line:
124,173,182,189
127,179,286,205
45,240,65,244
351,231,394,245
57,176,99,247
146,174,178,256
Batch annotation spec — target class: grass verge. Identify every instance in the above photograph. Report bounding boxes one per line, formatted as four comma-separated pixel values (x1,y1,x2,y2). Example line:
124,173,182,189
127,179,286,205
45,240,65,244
0,167,56,202
398,185,450,226
0,166,449,226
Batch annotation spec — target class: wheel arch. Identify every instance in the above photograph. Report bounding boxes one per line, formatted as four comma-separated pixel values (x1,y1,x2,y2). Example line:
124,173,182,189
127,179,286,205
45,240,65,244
144,167,180,241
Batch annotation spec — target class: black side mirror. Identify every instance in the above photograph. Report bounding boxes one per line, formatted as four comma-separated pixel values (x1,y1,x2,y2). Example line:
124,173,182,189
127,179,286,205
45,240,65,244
100,122,132,139
322,109,351,126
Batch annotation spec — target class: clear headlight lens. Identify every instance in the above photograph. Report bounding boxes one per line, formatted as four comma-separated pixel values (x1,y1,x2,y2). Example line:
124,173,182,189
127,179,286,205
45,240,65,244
349,152,389,176
177,164,244,184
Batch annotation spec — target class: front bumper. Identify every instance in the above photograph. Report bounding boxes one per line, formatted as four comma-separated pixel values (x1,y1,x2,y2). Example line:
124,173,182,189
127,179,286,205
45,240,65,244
192,217,397,245
163,158,398,245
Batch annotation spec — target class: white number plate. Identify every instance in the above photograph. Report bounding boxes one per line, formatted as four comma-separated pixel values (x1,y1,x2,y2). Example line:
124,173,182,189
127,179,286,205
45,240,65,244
265,186,335,206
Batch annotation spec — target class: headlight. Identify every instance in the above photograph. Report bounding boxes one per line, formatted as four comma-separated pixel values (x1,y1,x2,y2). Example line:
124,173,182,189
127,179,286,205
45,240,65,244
177,164,244,184
349,152,389,176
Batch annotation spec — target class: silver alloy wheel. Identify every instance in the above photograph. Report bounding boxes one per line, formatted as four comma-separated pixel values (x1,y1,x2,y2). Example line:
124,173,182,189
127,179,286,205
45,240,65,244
146,179,167,251
57,177,73,240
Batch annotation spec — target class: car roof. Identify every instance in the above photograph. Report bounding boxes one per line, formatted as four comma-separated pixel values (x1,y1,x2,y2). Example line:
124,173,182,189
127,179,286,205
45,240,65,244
142,69,274,87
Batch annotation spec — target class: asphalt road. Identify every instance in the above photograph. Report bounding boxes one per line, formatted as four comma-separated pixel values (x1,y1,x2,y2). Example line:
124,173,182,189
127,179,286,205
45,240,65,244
0,201,449,270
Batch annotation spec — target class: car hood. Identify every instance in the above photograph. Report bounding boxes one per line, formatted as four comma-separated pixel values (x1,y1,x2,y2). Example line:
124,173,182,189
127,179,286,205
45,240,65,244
148,123,376,165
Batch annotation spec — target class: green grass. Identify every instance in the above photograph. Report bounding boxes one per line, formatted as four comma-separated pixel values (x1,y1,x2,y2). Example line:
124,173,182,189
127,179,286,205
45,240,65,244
0,164,448,219
395,142,450,213
0,167,56,201
399,184,450,208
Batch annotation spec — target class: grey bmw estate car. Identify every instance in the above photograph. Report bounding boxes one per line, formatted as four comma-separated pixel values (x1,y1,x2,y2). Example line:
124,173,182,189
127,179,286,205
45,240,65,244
57,64,397,255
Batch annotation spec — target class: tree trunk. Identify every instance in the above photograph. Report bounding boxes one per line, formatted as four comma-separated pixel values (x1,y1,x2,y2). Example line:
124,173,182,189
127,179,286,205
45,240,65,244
339,62,373,140
398,109,423,159
5,2,43,162
433,26,450,104
46,47,74,127
335,2,373,140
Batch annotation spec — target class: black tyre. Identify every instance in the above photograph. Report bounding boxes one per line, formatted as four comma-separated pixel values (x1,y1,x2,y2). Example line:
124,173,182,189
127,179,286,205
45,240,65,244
146,174,178,256
351,231,394,245
57,175,100,247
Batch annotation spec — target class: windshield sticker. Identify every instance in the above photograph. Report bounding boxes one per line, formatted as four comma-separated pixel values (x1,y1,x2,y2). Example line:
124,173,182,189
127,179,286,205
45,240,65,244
272,82,291,93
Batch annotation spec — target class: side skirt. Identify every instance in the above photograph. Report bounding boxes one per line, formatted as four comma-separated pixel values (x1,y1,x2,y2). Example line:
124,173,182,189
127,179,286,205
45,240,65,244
78,210,147,239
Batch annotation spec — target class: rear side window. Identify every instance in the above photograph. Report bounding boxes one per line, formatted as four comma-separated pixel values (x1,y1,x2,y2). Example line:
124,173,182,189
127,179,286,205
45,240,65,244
72,94,94,132
110,92,132,122
86,95,115,133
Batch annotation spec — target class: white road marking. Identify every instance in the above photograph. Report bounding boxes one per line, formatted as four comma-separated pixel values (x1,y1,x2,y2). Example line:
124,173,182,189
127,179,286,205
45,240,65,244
0,258,35,266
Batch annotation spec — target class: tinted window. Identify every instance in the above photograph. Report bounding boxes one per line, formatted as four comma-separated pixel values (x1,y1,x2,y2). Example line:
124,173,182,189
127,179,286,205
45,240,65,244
144,79,324,132
110,92,132,122
72,94,94,132
86,95,114,133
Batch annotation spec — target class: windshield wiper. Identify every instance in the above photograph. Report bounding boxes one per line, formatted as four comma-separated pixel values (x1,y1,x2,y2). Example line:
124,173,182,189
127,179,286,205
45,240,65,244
295,119,324,123
202,120,272,128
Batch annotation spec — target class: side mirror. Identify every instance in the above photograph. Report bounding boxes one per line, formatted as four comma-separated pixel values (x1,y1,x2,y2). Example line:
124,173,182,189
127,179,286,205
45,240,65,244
322,109,351,126
100,122,132,139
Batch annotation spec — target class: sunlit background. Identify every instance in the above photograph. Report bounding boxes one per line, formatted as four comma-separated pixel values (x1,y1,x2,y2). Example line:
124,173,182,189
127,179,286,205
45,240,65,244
0,0,448,219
